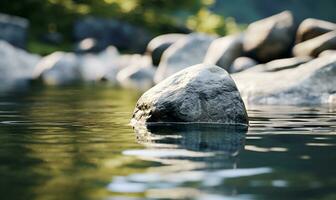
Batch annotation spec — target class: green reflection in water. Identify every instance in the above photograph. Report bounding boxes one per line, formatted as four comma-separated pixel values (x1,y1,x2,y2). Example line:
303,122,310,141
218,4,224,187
0,85,151,200
0,85,336,200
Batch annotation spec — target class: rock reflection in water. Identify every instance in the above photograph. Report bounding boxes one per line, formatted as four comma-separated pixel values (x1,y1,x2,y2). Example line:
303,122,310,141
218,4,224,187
106,125,272,199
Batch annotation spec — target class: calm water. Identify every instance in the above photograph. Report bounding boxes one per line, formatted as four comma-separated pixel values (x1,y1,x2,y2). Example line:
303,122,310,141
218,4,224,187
0,85,336,200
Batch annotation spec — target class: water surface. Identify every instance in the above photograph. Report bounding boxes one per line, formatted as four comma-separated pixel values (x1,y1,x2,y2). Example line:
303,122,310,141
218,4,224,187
0,85,336,200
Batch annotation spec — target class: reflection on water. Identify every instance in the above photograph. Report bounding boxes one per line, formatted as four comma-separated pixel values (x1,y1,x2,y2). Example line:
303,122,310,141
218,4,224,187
0,85,336,200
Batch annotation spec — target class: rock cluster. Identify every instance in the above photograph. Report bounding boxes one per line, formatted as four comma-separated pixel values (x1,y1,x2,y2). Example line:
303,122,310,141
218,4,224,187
1,10,336,115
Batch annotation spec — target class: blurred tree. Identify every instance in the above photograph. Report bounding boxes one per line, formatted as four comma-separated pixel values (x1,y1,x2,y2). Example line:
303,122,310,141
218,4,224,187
0,0,235,39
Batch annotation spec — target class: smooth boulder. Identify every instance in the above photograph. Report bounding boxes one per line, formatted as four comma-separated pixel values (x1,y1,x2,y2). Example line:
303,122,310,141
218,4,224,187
132,64,248,126
146,33,186,66
204,35,243,71
293,30,336,57
262,56,312,72
154,33,215,83
33,52,80,85
0,13,29,49
296,18,336,43
0,40,40,90
243,11,296,62
232,55,336,105
230,57,257,73
116,65,155,91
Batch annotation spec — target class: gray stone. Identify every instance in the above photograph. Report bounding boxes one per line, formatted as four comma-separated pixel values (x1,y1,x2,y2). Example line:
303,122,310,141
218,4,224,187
146,33,186,66
293,30,336,57
232,55,336,105
0,40,40,90
0,13,29,49
230,57,257,73
243,11,296,62
262,56,312,72
132,64,248,126
204,35,243,71
296,18,336,43
117,65,155,91
154,33,215,83
78,54,109,81
34,46,121,85
33,52,80,85
103,54,150,83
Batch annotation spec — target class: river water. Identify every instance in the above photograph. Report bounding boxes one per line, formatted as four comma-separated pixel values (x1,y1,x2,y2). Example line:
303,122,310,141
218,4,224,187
0,85,335,200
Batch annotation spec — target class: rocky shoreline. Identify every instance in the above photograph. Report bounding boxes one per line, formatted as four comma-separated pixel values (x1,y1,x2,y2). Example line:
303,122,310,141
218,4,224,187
1,11,336,107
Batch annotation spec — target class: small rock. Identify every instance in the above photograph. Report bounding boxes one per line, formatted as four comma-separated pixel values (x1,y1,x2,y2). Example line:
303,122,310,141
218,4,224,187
230,57,257,73
154,33,215,83
132,64,248,126
33,52,80,85
103,54,150,83
232,55,336,105
296,18,336,43
204,34,243,71
146,33,186,66
263,56,312,72
117,65,155,91
0,13,29,49
0,40,40,90
135,124,246,153
293,30,336,57
78,54,108,81
75,38,106,53
243,11,296,62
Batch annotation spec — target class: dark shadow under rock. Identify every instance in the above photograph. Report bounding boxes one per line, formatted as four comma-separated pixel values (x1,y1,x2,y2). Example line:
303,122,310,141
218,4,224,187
134,123,247,154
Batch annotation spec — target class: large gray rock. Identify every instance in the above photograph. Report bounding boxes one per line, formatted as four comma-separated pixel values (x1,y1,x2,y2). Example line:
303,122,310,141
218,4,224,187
0,13,29,49
296,18,336,43
204,35,243,71
230,57,257,73
243,11,296,62
154,33,215,83
232,55,336,105
73,17,152,53
146,33,186,66
293,30,336,57
0,40,40,90
132,64,248,126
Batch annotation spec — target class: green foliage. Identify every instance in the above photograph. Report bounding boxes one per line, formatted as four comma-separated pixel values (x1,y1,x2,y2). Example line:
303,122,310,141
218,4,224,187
0,0,240,41
28,40,72,56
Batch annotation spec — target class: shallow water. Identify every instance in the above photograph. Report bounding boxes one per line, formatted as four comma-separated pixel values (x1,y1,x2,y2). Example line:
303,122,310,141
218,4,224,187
0,85,336,200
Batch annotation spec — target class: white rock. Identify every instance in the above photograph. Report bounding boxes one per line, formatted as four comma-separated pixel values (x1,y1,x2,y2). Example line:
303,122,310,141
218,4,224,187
0,40,40,90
